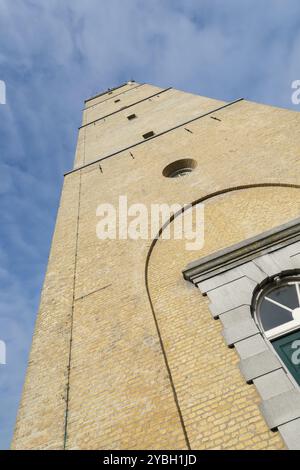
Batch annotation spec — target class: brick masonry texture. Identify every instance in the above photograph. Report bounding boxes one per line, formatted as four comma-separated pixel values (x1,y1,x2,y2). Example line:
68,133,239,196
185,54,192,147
12,82,300,449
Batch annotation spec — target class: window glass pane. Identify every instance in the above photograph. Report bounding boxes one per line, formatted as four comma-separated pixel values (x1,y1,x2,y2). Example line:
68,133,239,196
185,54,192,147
267,284,298,310
258,282,300,331
256,277,300,385
260,297,293,331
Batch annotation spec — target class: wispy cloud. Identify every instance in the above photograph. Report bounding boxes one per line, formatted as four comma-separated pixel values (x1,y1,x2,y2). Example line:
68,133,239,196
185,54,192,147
1,0,300,449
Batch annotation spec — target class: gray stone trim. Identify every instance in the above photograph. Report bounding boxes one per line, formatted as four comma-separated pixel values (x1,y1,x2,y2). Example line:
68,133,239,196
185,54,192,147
260,390,300,430
239,350,282,383
205,277,257,318
278,418,300,450
254,370,294,401
220,306,259,346
291,252,300,268
183,217,300,284
197,262,266,294
235,333,268,359
183,221,300,449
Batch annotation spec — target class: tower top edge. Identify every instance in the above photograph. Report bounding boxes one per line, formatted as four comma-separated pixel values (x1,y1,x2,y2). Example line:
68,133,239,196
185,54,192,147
84,81,138,103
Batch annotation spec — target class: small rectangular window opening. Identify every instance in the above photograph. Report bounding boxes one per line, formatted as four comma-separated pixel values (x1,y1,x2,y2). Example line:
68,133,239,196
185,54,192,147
142,131,155,139
127,114,137,121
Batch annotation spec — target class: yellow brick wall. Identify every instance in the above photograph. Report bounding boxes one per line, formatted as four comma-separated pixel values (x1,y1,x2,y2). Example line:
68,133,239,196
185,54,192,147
12,82,300,449
148,187,300,449
12,173,81,449
82,83,162,125
76,88,225,168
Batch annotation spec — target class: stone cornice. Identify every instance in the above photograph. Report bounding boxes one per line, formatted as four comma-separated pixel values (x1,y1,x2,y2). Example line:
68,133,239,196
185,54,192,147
183,217,300,284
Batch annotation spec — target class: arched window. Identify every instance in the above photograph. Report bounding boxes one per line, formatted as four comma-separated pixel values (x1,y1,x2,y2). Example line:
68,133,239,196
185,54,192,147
255,274,300,386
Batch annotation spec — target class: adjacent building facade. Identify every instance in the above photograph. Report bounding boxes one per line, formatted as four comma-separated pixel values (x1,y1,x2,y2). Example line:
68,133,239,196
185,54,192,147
12,82,300,449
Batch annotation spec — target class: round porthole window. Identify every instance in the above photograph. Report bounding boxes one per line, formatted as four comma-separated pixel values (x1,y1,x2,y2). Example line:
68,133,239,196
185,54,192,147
162,159,197,178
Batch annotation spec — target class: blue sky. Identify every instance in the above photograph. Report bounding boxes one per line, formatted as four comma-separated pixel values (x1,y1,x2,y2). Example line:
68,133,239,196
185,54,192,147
1,0,300,450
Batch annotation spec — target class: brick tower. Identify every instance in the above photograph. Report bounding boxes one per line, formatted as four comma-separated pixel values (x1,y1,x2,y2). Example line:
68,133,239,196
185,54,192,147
12,82,300,449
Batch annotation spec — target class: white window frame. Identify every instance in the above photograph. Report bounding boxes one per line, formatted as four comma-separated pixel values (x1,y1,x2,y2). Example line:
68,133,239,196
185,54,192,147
255,278,300,340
